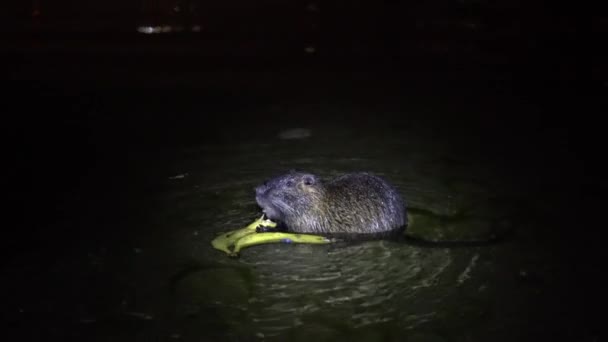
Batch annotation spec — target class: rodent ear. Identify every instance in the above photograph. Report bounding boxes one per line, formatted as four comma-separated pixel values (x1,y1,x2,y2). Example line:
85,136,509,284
302,174,316,186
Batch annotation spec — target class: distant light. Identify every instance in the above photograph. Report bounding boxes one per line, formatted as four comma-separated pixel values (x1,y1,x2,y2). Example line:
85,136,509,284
304,46,316,54
136,25,202,34
137,26,162,34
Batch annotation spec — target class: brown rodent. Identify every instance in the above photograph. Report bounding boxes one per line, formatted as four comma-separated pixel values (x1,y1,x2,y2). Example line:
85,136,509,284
254,171,407,238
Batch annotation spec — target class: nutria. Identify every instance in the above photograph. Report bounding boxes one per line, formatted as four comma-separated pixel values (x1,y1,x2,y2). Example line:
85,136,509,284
254,171,407,239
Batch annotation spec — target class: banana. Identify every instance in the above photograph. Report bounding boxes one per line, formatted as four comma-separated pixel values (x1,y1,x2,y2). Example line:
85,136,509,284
211,215,331,257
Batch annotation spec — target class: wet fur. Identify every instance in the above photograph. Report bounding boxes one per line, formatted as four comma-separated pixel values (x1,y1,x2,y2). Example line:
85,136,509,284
255,171,407,237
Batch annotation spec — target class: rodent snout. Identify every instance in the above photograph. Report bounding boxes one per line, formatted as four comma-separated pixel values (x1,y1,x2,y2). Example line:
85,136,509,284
255,184,267,196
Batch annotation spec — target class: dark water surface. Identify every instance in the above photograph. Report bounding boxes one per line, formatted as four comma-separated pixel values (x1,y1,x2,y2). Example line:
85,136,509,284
3,36,599,342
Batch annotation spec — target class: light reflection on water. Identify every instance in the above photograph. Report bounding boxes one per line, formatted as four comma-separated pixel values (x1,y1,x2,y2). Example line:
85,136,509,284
165,125,510,339
240,242,453,336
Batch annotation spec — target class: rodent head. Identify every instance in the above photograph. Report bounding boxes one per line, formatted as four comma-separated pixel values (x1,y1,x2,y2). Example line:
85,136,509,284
255,171,324,224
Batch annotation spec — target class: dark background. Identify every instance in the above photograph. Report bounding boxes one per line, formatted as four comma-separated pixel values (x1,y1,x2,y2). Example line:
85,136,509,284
3,0,595,238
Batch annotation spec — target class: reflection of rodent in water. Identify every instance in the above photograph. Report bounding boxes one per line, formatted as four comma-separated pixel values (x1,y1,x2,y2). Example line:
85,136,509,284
255,171,407,239
255,171,510,246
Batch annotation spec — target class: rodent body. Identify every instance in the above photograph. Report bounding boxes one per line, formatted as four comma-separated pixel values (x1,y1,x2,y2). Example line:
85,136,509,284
255,171,407,238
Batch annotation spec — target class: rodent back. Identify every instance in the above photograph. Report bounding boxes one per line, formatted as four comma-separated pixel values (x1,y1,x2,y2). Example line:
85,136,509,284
323,173,407,234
